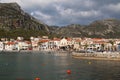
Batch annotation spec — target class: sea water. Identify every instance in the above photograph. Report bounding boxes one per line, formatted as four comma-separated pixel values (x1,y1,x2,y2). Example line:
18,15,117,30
0,51,120,80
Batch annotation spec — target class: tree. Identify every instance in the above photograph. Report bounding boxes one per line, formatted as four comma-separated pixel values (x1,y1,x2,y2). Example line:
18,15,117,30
79,42,81,49
84,43,88,51
109,40,114,51
101,43,105,51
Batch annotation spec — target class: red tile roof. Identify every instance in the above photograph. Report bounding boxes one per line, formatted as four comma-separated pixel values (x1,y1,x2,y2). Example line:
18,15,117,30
92,38,103,41
6,42,15,45
39,39,50,43
67,38,72,41
75,39,81,42
25,41,31,44
53,38,61,41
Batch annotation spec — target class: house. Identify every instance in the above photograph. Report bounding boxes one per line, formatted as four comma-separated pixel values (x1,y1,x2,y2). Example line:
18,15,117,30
48,38,61,50
89,38,106,51
0,42,4,51
39,38,61,51
73,38,81,50
52,38,61,50
114,39,120,51
31,37,40,51
59,38,70,50
17,37,24,41
39,39,49,50
16,41,31,50
59,38,68,47
4,41,16,51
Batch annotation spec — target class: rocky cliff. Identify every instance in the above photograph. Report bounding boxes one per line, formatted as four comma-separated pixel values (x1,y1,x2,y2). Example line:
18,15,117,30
50,19,120,38
0,3,49,31
0,3,50,39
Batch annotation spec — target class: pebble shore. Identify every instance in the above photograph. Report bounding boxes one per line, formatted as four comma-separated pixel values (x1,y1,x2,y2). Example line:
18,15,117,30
72,52,120,61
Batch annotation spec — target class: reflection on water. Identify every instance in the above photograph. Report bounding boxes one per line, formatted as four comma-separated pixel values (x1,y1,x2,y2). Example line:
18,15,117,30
0,52,120,80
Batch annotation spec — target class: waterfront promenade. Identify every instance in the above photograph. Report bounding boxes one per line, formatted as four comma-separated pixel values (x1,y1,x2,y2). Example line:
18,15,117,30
72,51,120,61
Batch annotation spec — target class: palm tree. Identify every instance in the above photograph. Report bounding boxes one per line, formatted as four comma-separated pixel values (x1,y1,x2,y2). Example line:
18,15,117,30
84,43,88,52
109,40,114,51
101,44,105,51
79,42,81,49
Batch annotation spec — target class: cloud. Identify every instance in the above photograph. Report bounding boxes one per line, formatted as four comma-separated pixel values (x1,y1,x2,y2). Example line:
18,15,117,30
1,0,120,26
1,0,23,6
32,11,51,20
31,11,53,24
105,3,120,12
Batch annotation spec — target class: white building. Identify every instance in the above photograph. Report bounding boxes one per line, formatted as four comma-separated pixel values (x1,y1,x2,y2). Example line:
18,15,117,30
17,37,24,41
30,37,40,50
0,42,4,51
48,39,60,50
39,38,60,51
59,38,68,47
39,42,49,50
4,41,15,51
16,41,30,50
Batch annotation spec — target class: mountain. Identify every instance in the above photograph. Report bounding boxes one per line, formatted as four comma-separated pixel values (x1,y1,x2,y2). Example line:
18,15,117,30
83,19,120,38
0,3,49,39
50,19,120,38
50,24,84,37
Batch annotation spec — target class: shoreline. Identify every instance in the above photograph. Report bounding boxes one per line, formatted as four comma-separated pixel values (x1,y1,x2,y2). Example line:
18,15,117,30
0,50,71,53
1,50,120,61
72,52,120,61
72,56,120,61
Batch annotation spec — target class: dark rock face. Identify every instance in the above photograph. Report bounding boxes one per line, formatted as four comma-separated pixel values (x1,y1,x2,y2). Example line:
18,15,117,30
0,3,49,32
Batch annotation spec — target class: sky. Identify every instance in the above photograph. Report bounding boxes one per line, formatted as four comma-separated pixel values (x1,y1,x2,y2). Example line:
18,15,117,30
1,0,120,26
